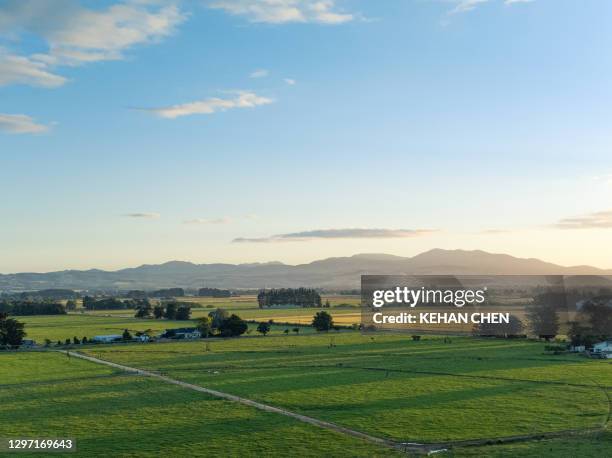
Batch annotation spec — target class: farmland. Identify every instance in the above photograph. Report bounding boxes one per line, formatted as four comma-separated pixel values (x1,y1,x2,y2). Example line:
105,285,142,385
0,352,398,457
2,303,611,457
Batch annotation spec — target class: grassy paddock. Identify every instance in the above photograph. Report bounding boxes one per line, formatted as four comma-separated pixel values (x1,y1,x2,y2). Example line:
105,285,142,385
82,333,612,445
0,352,399,457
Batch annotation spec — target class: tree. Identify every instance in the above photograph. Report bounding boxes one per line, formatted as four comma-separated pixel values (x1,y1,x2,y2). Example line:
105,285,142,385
164,302,177,320
65,338,71,345
324,300,331,308
474,315,524,338
284,329,290,335
257,322,271,336
209,308,229,330
65,300,77,311
0,313,26,348
196,316,213,338
293,327,300,334
312,311,334,332
153,305,164,319
175,305,192,320
526,303,559,340
73,336,80,345
122,329,132,341
82,336,88,344
581,302,612,338
135,300,153,318
218,314,248,337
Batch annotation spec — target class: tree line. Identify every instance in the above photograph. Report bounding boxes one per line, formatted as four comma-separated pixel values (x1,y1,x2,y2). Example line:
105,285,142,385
134,301,192,320
0,300,66,316
257,288,323,308
474,291,611,343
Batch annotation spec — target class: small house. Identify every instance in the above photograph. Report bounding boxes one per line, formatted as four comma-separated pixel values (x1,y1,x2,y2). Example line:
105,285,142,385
161,328,201,340
592,341,612,358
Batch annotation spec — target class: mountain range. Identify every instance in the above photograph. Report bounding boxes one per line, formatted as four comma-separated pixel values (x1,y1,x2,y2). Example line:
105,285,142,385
2,249,611,292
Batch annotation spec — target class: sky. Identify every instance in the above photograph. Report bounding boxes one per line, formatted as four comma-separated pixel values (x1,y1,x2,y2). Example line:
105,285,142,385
1,0,611,273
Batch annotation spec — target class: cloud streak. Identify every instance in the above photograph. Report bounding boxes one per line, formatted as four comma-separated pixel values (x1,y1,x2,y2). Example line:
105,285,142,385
209,0,354,24
555,210,612,230
233,228,436,243
0,113,51,134
184,217,232,225
250,69,269,78
447,0,534,15
123,212,160,219
141,91,273,119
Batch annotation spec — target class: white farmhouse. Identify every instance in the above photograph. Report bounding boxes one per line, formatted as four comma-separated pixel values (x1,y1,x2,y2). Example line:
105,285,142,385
592,341,612,359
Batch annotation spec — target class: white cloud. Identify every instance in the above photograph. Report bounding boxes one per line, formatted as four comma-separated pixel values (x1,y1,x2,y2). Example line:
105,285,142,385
0,50,67,88
209,0,354,24
142,91,273,119
233,228,437,243
123,212,160,219
284,78,296,85
0,1,186,87
250,68,269,78
449,0,490,15
0,113,51,134
555,210,612,230
184,217,232,224
447,0,534,15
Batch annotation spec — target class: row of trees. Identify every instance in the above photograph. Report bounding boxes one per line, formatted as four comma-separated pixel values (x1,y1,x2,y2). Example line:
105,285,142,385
257,288,322,308
135,301,192,320
0,300,66,316
198,288,231,298
473,301,610,343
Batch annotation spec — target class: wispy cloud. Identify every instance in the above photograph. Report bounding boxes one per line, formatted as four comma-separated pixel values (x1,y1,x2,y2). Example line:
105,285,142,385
0,113,51,134
284,78,296,85
250,68,269,78
233,228,437,243
480,229,511,234
0,1,186,87
184,217,232,224
123,212,160,219
209,0,354,24
140,91,273,119
449,0,490,15
447,0,534,15
555,210,612,230
0,50,67,88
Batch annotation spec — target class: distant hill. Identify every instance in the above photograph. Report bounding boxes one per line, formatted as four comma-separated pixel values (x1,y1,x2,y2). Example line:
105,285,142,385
1,249,611,291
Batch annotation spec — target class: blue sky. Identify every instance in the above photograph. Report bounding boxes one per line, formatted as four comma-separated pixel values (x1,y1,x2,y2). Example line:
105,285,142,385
1,0,611,272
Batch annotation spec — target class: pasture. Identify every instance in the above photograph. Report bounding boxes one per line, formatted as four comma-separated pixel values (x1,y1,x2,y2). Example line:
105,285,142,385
81,334,611,450
0,352,398,457
4,305,611,456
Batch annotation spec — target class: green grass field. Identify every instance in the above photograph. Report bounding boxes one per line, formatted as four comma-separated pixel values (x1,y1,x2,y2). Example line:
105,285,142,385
3,311,611,457
0,352,400,457
80,334,611,447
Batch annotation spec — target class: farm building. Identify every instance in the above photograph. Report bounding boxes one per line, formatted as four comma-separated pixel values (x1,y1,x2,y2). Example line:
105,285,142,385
592,340,612,358
92,335,122,343
161,328,201,340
